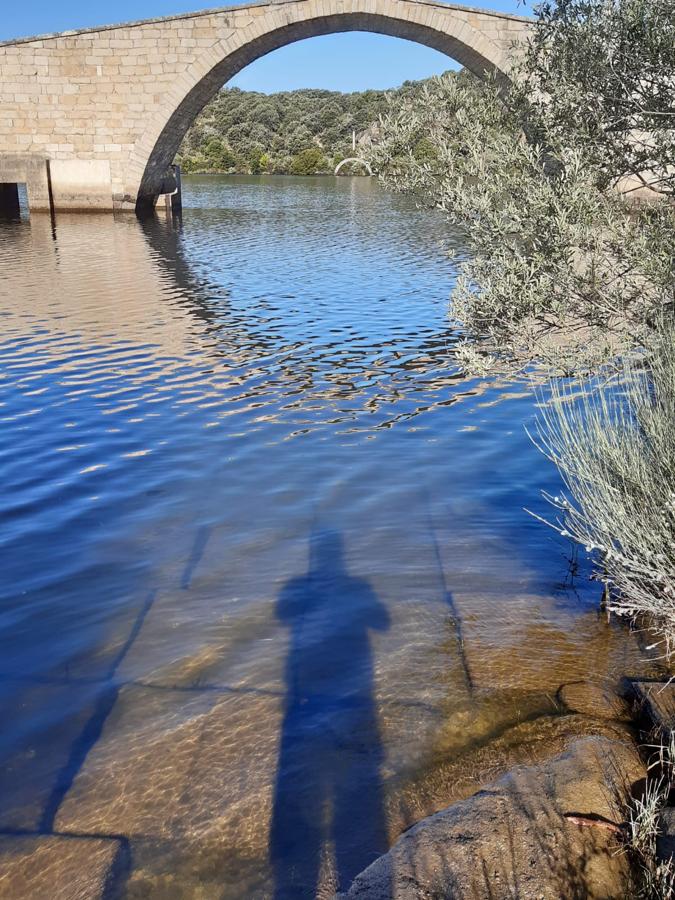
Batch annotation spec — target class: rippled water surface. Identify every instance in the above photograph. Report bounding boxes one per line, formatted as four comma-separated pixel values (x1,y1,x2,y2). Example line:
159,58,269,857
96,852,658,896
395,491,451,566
0,176,655,898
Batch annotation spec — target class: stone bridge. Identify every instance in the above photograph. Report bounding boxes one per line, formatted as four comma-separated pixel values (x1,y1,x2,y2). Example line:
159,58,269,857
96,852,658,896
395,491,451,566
0,0,532,213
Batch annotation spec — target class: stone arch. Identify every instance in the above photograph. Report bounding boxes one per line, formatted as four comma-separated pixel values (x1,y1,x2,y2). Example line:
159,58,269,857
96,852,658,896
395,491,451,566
130,1,511,211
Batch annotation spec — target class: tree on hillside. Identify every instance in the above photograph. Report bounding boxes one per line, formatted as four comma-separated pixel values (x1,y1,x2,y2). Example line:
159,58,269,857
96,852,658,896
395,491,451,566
203,138,238,171
289,147,329,175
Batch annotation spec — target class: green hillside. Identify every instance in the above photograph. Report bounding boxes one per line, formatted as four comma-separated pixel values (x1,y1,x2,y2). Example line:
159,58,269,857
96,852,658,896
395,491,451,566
176,74,454,175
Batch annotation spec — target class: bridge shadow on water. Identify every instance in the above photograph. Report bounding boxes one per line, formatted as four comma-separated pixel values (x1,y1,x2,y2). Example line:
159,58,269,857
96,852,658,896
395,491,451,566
270,530,390,898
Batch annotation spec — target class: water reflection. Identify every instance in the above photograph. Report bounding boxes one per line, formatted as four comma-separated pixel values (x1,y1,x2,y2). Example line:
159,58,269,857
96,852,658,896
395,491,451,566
271,531,389,897
0,187,474,439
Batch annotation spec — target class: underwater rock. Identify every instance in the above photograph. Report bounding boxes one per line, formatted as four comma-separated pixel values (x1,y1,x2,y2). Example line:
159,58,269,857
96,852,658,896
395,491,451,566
558,681,631,721
384,712,633,837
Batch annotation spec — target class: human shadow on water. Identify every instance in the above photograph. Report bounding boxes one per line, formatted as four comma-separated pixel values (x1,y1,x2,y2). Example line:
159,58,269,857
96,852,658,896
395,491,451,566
270,530,390,899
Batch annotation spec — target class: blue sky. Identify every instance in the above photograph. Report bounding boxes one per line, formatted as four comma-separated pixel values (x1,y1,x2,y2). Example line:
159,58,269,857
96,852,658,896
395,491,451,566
1,0,534,93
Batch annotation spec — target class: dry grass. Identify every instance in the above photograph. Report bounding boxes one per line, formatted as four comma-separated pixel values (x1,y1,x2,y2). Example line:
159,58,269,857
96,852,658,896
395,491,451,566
628,776,674,898
534,323,675,658
626,729,675,899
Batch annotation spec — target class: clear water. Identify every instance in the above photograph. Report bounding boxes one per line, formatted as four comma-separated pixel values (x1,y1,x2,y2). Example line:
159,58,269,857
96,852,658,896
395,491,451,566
0,176,655,898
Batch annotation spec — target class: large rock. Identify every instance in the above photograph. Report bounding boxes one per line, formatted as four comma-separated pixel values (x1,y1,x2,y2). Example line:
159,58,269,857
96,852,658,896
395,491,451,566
0,835,122,900
343,736,644,899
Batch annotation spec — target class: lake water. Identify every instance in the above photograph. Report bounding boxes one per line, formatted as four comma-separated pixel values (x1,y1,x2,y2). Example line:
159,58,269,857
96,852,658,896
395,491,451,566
0,176,657,898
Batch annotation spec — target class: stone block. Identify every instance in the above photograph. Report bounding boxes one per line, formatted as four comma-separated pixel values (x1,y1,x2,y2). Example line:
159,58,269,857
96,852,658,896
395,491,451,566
49,158,113,210
0,834,122,900
54,685,283,857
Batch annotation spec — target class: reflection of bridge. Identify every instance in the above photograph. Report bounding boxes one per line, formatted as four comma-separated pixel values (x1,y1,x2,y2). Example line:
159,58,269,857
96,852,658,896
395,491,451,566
0,0,532,214
334,157,373,176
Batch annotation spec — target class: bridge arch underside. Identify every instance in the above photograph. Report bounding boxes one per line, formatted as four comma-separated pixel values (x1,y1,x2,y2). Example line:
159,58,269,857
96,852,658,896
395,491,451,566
135,12,508,212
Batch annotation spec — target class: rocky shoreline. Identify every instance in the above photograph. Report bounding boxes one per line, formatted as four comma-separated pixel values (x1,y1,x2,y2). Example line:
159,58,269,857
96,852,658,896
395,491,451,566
343,734,643,899
341,679,675,899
